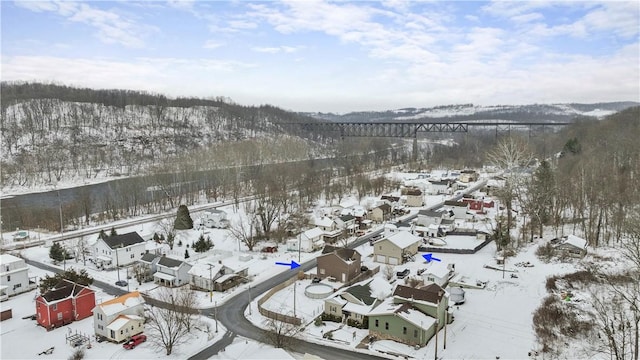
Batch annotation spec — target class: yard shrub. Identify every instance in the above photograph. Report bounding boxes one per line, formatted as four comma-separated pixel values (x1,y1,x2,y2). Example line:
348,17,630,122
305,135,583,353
535,243,554,262
321,313,342,323
346,318,368,329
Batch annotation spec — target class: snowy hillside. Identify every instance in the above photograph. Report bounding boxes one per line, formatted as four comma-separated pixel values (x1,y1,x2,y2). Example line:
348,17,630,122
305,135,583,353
307,102,639,123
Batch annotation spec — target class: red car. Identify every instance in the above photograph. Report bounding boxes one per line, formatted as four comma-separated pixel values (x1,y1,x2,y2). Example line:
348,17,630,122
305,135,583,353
261,246,278,253
123,334,146,349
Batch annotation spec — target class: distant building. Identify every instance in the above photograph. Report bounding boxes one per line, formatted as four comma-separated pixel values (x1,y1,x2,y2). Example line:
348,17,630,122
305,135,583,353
1,254,36,300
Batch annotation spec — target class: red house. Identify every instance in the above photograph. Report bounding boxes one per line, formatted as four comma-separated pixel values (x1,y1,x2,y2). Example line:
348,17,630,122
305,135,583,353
35,279,95,331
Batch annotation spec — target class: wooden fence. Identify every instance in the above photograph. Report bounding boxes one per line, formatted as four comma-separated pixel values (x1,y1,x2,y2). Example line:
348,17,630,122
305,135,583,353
257,277,302,326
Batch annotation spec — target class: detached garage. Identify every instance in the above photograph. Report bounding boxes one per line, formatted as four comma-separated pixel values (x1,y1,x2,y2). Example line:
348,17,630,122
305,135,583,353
372,232,421,265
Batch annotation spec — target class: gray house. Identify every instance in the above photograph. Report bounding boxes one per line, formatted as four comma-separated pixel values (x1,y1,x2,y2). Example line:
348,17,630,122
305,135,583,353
154,256,192,287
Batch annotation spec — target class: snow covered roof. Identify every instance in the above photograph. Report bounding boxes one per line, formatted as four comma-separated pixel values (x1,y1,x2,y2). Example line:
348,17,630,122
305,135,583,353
385,231,421,249
313,217,334,228
96,291,145,316
423,261,451,279
564,235,587,249
395,304,437,330
302,227,325,239
188,262,223,278
107,314,142,331
0,254,24,265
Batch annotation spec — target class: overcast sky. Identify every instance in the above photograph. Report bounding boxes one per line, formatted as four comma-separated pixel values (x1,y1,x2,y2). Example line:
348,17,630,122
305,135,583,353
2,0,639,113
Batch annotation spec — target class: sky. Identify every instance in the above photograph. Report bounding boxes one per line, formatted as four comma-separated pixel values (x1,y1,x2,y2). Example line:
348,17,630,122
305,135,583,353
1,0,639,113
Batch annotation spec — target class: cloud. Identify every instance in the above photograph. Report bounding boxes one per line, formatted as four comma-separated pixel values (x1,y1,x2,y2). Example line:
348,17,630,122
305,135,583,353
251,45,303,54
203,40,224,49
14,1,155,48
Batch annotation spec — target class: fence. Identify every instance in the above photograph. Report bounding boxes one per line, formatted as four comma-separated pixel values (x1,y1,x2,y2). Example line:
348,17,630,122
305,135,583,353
257,276,302,326
419,238,492,254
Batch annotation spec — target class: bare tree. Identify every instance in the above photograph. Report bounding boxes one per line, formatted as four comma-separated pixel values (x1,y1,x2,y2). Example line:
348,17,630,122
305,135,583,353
228,208,260,251
262,317,301,349
383,265,394,281
145,287,197,355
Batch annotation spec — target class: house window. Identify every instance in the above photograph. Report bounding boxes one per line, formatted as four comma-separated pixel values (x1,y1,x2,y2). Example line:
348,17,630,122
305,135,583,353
120,330,123,335
131,254,134,259
320,269,325,275
52,304,57,311
403,327,407,335
379,246,382,250
385,322,389,330
414,329,418,337
57,313,63,321
375,319,379,327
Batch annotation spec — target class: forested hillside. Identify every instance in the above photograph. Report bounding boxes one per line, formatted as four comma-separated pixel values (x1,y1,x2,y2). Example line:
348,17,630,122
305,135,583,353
0,82,325,189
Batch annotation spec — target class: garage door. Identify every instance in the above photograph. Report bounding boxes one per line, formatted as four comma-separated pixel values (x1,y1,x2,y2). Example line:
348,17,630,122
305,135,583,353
376,255,386,263
388,257,399,265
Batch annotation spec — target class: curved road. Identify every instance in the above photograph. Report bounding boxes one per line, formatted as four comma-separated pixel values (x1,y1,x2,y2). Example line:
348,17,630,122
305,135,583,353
25,180,487,359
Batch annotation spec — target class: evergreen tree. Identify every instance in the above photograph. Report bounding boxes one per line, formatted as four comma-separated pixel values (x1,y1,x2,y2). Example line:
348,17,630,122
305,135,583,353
49,242,65,263
39,268,93,294
98,229,107,240
110,227,117,237
184,249,190,259
174,205,194,230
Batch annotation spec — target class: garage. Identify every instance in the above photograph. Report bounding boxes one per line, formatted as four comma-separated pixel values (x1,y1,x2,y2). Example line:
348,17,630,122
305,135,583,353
388,257,399,265
376,255,386,263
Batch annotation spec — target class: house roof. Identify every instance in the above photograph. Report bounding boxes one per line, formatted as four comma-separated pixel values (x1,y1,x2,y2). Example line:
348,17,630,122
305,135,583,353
140,253,159,263
302,227,325,240
107,314,142,331
444,200,468,207
384,232,421,249
405,188,422,196
103,232,145,249
321,246,360,262
344,280,377,305
157,256,185,268
418,209,443,218
429,179,451,186
377,204,392,212
563,235,588,249
339,214,355,222
1,254,24,265
423,262,452,279
394,303,437,330
393,283,446,305
42,280,92,303
188,261,223,278
381,195,400,202
314,217,335,228
97,291,145,316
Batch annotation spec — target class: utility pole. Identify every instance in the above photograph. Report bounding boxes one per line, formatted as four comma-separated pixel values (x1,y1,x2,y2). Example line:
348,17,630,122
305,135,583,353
293,281,297,317
434,297,440,360
444,306,447,349
116,245,121,282
214,301,218,333
208,264,213,302
58,190,65,270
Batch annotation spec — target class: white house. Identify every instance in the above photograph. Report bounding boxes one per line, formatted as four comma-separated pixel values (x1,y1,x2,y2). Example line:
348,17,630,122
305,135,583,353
421,262,456,287
444,201,470,220
200,209,229,229
554,235,588,257
287,227,325,253
93,291,145,342
335,215,358,235
154,256,192,287
428,179,453,195
0,254,36,300
93,232,146,269
313,216,337,232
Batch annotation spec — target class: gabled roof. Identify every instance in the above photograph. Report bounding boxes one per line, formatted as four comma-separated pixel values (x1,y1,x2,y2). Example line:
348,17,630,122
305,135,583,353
418,209,443,217
42,280,92,303
377,204,392,212
344,280,377,305
157,256,185,268
444,200,468,207
302,227,325,240
339,214,355,222
1,254,24,265
314,217,335,228
405,188,422,196
103,232,145,249
381,195,400,202
96,291,145,316
393,283,446,305
320,246,359,262
140,253,160,263
563,235,588,249
384,231,421,249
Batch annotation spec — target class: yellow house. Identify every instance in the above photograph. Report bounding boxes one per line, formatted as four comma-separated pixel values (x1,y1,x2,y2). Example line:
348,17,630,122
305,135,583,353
372,232,421,265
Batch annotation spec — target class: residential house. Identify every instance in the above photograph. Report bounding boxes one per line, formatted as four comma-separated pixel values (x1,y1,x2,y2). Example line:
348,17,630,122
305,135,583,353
335,215,358,235
367,283,449,347
189,259,249,292
428,179,452,195
415,209,445,227
459,170,479,183
1,254,36,300
93,291,145,342
381,195,400,204
554,235,588,257
93,232,146,269
461,196,485,212
372,232,421,265
313,217,342,244
444,201,470,220
316,246,362,283
370,204,392,223
136,253,161,283
287,227,325,253
404,188,424,207
154,256,192,287
324,277,391,328
421,262,456,287
35,280,95,330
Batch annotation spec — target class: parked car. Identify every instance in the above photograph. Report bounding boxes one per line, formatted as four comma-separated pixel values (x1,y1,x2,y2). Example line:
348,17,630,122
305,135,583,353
312,277,321,283
396,269,410,279
123,334,146,349
360,266,369,272
115,280,128,287
261,246,278,253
